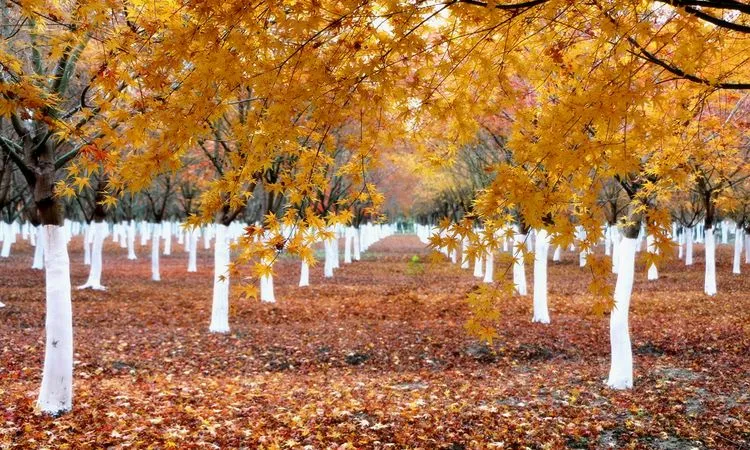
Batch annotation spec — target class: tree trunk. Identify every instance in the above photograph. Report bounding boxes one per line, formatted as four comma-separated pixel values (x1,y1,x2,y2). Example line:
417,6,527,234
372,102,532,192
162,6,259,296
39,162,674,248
512,232,527,296
732,227,742,275
461,238,469,269
344,227,353,264
260,257,275,303
209,224,230,333
299,259,310,287
127,220,137,260
151,224,161,281
646,234,658,281
473,253,484,278
352,228,361,261
482,248,494,283
187,228,198,272
32,224,45,270
79,221,108,290
37,224,73,414
607,234,636,390
532,229,550,324
704,227,717,296
685,226,694,265
162,221,172,255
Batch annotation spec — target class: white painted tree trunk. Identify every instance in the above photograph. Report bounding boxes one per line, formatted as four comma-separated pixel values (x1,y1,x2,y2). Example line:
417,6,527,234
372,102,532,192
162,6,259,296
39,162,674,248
513,233,527,296
79,221,108,290
605,226,612,256
260,258,276,303
685,226,694,266
83,225,92,266
611,228,620,274
704,228,717,296
127,221,137,260
483,250,494,283
187,228,198,272
324,238,334,278
209,224,230,333
746,233,750,264
607,237,636,390
32,225,45,270
344,228,353,264
352,229,361,261
162,222,172,255
721,221,729,244
1,222,13,257
119,224,127,249
151,225,161,281
646,234,658,281
532,229,550,324
37,225,73,414
203,226,211,249
299,260,310,287
552,245,561,262
473,254,484,278
140,221,149,246
332,235,340,269
461,239,469,269
678,231,684,260
733,228,743,275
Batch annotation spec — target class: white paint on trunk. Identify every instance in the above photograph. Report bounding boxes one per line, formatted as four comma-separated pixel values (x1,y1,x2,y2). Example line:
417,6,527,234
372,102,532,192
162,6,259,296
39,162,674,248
611,228,620,274
127,221,137,260
344,228,352,264
32,225,45,270
646,234,658,281
83,225,92,266
704,228,717,296
733,228,743,275
552,245,561,262
352,229,361,261
162,222,172,255
151,225,161,281
513,233,527,296
299,260,310,287
685,226,694,266
187,228,198,272
78,221,108,290
461,239,469,269
37,225,73,414
482,250,494,283
0,222,13,257
324,238,334,278
473,254,484,278
260,258,276,303
606,237,636,390
605,226,612,256
332,235,340,269
209,224,230,333
532,229,550,324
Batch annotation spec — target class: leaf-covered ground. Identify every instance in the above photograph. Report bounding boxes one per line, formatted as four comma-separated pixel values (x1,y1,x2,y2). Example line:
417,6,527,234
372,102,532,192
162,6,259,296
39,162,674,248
1,235,748,449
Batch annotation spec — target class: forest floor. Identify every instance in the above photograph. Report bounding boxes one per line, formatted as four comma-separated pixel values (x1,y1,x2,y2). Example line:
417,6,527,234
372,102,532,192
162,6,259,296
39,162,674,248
1,234,748,449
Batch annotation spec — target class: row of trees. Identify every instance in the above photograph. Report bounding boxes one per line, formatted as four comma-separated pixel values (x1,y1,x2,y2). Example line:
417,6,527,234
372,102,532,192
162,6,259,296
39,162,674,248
2,0,750,414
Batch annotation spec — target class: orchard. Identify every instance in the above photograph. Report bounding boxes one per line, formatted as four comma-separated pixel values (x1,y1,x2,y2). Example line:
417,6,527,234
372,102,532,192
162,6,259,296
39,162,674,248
0,1,749,448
